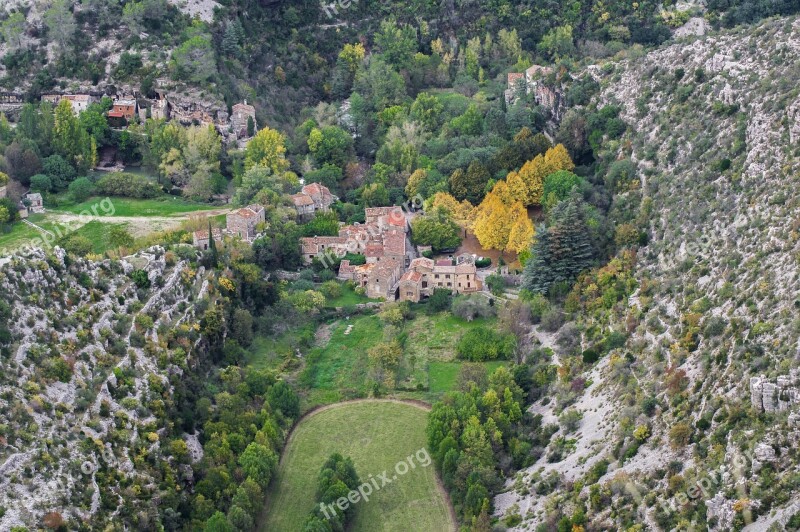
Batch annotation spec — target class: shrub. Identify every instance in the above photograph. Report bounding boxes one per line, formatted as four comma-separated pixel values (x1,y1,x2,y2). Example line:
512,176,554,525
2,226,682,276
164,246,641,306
474,257,491,268
456,326,516,361
485,274,506,295
96,172,161,198
451,295,494,321
540,308,565,332
68,177,96,202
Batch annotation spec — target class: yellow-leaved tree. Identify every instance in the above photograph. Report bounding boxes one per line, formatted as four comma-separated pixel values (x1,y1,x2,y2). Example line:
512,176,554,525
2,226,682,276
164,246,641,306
515,143,575,206
429,192,475,227
473,191,513,250
544,143,575,173
245,126,290,173
506,203,535,254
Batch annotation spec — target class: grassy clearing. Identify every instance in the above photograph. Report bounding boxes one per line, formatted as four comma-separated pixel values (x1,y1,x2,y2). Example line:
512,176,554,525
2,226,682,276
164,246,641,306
323,283,380,308
300,315,384,406
0,215,57,254
246,323,317,372
262,401,453,532
52,196,216,217
428,361,508,394
63,220,129,255
400,312,498,390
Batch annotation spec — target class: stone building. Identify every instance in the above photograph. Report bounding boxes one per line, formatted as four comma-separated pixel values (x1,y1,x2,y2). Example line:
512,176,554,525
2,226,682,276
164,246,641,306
226,204,265,242
108,98,138,122
192,228,223,251
41,94,96,114
24,192,45,214
291,182,336,220
398,257,481,302
231,101,256,139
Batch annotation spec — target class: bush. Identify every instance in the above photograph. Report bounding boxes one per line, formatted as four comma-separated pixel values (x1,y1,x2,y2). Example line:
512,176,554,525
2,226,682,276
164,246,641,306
30,174,52,192
485,274,506,295
451,295,494,321
427,288,452,312
68,177,96,202
474,257,491,268
96,172,161,198
456,326,516,361
540,308,565,332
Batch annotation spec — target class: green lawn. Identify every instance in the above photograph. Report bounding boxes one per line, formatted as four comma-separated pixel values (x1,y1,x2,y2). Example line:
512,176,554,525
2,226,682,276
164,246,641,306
62,220,129,255
300,316,384,406
323,283,380,308
52,196,217,217
400,312,499,390
428,361,509,394
261,401,454,532
0,215,55,254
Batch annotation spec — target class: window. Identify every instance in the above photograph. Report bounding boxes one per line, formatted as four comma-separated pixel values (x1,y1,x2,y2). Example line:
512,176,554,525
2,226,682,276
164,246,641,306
435,274,440,279
422,281,428,288
445,274,451,279
447,282,452,287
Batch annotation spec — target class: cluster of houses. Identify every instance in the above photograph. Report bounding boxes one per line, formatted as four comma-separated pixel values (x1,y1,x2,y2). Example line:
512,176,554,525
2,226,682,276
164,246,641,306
5,90,258,147
190,180,481,302
300,201,481,302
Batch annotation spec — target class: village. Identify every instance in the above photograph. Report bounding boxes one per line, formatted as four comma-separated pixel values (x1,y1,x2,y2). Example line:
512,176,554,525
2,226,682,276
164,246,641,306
192,180,484,302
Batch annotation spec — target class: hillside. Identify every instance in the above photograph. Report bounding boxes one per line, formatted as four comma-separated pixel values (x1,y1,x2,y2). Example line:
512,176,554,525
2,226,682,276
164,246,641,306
495,16,800,531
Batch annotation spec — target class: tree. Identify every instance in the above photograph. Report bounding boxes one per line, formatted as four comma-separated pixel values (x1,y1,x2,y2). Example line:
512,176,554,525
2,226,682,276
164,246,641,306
43,155,77,191
505,206,535,254
410,92,444,131
68,177,95,202
204,512,234,532
473,192,513,251
30,174,52,192
238,443,278,489
4,141,41,184
171,29,218,84
307,126,353,168
53,100,92,173
268,381,300,419
539,25,575,60
43,0,76,51
353,57,407,113
230,309,253,347
449,161,490,204
543,170,583,206
522,197,594,294
0,12,26,51
374,18,417,70
245,127,290,172
361,183,390,206
411,208,462,251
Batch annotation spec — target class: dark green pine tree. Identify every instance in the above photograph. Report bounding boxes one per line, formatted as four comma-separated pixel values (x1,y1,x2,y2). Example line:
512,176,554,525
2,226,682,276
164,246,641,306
548,197,594,281
522,196,595,294
208,220,218,268
521,224,555,294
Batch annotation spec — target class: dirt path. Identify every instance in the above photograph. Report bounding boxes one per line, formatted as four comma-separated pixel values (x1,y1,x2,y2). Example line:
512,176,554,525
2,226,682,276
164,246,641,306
269,398,458,532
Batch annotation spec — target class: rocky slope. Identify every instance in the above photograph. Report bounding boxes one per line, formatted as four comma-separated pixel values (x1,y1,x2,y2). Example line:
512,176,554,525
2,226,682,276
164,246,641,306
0,246,209,528
496,16,800,531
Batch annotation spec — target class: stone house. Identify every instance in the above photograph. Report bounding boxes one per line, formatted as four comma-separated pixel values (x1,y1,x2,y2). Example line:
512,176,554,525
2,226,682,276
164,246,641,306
226,204,265,242
24,192,45,214
41,94,95,114
291,182,336,220
398,257,480,303
192,228,223,250
108,98,138,123
231,101,256,139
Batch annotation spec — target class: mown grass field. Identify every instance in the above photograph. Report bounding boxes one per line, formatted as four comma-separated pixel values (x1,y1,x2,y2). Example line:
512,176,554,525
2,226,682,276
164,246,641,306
261,401,454,532
53,195,216,217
